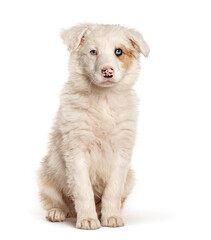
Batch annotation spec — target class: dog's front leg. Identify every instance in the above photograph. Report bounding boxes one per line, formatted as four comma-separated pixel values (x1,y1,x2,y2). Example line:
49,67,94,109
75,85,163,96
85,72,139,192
66,152,101,230
101,154,129,227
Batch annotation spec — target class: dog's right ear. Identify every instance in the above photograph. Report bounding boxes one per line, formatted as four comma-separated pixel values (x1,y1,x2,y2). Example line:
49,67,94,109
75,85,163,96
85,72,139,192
60,24,89,51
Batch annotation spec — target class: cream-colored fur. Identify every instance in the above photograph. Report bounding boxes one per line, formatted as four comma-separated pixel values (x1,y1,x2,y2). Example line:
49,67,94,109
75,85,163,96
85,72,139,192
38,23,149,230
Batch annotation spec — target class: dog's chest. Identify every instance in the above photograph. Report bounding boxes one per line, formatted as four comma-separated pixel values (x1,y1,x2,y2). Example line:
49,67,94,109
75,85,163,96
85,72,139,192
83,98,119,185
79,94,136,185
84,97,117,139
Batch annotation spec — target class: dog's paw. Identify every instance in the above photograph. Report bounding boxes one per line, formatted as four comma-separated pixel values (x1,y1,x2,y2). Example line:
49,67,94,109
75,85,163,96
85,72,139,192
76,218,101,230
101,216,124,227
46,208,66,222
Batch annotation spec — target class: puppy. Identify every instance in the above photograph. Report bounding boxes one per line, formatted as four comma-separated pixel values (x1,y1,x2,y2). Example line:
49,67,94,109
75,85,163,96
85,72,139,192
38,24,149,230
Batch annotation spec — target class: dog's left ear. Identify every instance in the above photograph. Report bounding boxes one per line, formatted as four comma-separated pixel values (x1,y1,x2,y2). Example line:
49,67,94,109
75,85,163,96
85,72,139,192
61,24,89,51
127,29,150,57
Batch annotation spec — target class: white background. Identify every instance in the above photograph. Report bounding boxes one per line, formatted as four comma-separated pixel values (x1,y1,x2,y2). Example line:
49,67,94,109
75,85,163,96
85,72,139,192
0,0,210,239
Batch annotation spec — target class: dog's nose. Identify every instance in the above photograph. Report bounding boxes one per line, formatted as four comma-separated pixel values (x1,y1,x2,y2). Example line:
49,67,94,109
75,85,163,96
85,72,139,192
101,67,114,78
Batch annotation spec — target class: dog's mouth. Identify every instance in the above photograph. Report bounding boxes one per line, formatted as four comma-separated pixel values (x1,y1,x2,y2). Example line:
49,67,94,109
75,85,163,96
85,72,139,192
103,75,113,79
101,78,116,86
102,81,114,85
90,74,117,87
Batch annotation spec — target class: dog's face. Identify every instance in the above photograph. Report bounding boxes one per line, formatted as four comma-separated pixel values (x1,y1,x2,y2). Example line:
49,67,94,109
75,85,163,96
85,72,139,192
61,24,149,88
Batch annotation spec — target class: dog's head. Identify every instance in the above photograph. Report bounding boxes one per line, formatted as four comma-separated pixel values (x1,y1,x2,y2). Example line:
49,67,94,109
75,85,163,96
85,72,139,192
61,24,149,88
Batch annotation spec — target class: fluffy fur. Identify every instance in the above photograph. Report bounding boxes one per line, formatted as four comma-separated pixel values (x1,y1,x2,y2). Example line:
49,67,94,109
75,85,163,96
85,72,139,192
38,23,149,230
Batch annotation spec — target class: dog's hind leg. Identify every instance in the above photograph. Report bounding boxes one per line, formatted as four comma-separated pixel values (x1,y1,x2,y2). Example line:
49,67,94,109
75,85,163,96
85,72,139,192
38,173,72,222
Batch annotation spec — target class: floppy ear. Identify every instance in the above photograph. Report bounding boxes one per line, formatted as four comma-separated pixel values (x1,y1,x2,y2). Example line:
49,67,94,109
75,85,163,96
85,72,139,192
60,24,89,51
127,29,150,57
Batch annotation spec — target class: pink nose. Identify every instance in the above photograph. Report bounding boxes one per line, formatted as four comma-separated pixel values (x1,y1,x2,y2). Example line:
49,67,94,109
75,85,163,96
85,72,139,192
101,67,114,78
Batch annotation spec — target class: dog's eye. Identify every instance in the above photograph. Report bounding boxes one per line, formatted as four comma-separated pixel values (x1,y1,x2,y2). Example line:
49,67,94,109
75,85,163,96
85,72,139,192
90,50,97,56
115,48,122,56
